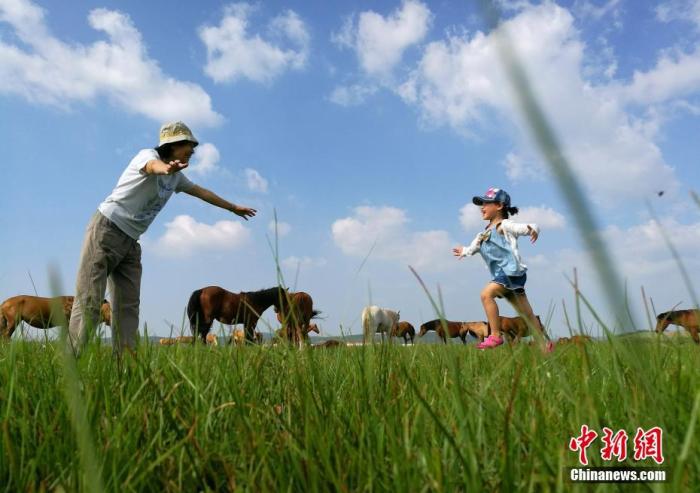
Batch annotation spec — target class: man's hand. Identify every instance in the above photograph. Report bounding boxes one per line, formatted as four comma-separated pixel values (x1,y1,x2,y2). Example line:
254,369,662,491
230,205,257,221
184,184,257,220
143,159,188,175
452,246,465,259
164,160,188,174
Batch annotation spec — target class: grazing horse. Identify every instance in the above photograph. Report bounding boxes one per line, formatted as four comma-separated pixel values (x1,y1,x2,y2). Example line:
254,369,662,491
0,295,111,339
418,319,486,344
231,329,264,346
361,306,400,343
275,291,321,346
187,286,286,343
655,309,700,343
312,339,346,349
392,321,416,345
274,323,320,343
556,335,592,346
497,315,546,343
460,321,489,342
160,334,218,346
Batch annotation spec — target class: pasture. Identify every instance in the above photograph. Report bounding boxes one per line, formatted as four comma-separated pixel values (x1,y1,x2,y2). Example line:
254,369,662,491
1,335,698,492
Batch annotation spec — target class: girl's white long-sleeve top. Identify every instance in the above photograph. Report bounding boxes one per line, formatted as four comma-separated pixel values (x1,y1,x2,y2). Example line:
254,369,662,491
459,219,539,273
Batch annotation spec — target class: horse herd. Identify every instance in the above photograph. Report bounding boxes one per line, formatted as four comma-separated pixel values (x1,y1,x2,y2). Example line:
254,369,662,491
1,286,699,347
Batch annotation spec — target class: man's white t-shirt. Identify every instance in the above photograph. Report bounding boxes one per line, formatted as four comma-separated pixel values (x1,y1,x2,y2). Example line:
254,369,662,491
98,149,194,239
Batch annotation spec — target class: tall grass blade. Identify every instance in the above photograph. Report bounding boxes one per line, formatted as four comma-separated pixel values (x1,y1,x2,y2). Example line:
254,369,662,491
48,267,104,493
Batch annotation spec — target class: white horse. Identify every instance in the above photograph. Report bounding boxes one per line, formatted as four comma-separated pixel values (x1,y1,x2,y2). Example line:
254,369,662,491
361,305,400,343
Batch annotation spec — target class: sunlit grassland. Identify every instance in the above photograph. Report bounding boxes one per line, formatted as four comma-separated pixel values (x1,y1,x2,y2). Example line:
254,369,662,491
1,337,698,492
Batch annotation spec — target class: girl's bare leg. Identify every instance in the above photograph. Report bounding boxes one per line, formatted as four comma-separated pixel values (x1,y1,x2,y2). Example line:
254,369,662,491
481,282,508,338
508,292,550,344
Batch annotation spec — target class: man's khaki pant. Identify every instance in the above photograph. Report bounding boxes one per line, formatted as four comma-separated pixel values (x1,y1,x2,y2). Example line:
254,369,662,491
69,211,141,354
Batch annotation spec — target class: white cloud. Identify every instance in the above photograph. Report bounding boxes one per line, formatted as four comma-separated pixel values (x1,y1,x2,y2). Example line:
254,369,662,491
573,0,623,21
613,47,700,106
200,3,309,84
502,151,544,181
333,0,432,80
332,205,454,270
245,168,268,193
397,2,678,204
268,220,291,237
328,83,378,106
603,219,700,271
459,203,565,232
459,203,483,232
189,143,220,175
516,206,566,229
0,0,221,126
150,215,251,257
530,218,700,328
656,0,700,28
281,256,327,269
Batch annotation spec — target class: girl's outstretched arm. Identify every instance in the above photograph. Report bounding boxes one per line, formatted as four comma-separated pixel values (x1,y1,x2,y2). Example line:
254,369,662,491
454,232,484,258
501,220,539,243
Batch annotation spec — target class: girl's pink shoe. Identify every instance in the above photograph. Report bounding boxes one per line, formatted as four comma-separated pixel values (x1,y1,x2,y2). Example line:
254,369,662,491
477,334,504,349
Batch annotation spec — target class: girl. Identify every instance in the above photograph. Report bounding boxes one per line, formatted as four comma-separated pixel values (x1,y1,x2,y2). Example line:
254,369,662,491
452,187,551,350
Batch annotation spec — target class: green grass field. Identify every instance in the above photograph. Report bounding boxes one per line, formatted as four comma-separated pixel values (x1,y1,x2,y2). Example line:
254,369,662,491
1,337,698,492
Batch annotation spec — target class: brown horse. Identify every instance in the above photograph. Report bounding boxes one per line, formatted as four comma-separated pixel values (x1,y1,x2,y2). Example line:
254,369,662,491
312,339,346,349
275,291,321,346
232,329,264,346
655,309,700,343
459,321,489,342
160,334,218,346
187,286,286,343
392,321,416,345
274,322,320,343
497,315,547,343
418,319,485,344
556,334,592,346
0,295,111,339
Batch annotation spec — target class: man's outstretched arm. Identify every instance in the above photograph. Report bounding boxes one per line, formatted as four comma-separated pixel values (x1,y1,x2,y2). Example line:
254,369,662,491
184,184,257,220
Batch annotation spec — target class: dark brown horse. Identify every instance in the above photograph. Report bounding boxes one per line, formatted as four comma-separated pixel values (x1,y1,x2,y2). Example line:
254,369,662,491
187,286,286,343
655,309,700,343
275,291,321,346
392,321,416,345
0,295,111,339
418,319,486,344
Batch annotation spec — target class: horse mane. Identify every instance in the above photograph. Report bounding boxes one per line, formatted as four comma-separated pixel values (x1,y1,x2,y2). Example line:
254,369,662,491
243,286,287,306
243,286,285,296
656,310,689,321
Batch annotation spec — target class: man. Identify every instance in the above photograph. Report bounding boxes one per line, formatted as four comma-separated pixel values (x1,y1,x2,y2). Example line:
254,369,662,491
68,121,256,354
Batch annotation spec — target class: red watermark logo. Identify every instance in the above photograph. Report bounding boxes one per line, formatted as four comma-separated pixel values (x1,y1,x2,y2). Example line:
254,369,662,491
569,425,664,466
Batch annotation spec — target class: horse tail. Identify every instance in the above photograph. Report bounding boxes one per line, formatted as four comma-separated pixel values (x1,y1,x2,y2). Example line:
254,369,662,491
187,289,204,335
361,308,370,338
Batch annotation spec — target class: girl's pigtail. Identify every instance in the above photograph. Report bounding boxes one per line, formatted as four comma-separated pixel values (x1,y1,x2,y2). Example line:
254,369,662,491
508,206,519,216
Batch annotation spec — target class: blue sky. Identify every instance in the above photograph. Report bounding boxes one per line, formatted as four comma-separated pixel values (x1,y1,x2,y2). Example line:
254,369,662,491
2,0,700,339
